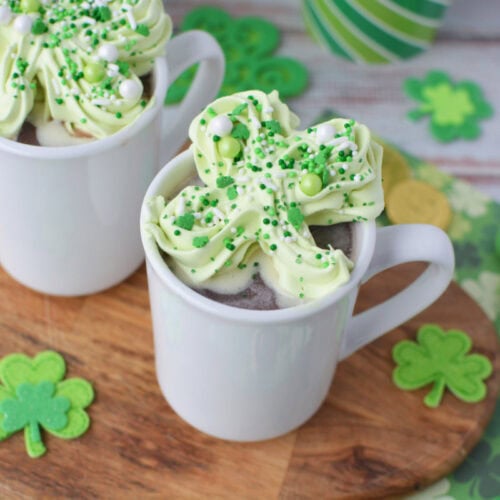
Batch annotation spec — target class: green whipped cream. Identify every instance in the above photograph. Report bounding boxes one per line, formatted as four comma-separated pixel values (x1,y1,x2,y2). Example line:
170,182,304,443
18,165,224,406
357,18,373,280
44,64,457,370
0,0,172,140
144,90,384,302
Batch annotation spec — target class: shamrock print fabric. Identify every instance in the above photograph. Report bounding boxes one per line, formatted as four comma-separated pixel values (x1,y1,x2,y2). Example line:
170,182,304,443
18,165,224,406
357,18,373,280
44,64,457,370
404,70,493,143
165,6,308,104
0,351,94,458
371,139,500,500
145,90,384,302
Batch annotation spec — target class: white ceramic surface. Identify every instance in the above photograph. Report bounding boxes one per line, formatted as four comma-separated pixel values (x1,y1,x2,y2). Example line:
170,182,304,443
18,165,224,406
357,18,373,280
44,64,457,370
0,31,224,296
141,150,455,442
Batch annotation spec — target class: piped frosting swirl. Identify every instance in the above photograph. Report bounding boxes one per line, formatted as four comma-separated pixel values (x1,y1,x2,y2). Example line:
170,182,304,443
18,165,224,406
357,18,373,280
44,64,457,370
145,90,384,302
0,0,171,139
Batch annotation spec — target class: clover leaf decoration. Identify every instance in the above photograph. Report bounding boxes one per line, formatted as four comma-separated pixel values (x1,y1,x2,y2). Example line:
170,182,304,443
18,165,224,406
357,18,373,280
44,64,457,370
146,90,383,301
165,6,308,104
392,324,493,408
404,71,493,142
0,351,94,458
0,0,171,139
453,440,500,499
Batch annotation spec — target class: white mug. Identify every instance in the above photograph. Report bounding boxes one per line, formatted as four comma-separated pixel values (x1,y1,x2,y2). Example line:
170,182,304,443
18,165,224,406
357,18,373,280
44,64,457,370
0,31,224,296
141,150,455,442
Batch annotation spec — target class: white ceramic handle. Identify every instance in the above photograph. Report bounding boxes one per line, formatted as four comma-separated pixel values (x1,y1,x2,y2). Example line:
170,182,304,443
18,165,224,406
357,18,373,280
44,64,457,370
161,30,225,163
340,224,455,360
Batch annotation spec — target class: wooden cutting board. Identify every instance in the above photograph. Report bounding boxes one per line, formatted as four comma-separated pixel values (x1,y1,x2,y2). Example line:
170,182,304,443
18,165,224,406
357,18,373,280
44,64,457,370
0,262,498,499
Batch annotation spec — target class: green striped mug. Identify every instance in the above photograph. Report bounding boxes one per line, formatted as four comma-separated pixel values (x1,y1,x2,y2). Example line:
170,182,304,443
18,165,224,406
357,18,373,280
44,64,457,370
303,0,451,64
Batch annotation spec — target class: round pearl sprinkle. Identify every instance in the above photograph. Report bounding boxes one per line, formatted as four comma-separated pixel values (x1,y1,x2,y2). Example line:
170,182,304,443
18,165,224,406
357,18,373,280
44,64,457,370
300,173,323,196
209,115,233,137
20,0,40,13
316,123,336,144
13,14,33,34
218,136,241,158
98,43,119,63
83,62,106,83
119,79,142,100
0,6,12,25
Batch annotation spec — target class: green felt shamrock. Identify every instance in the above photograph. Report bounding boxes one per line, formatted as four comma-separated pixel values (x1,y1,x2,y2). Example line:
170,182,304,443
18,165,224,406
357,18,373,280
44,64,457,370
165,6,308,104
392,324,493,408
404,71,493,142
0,351,94,458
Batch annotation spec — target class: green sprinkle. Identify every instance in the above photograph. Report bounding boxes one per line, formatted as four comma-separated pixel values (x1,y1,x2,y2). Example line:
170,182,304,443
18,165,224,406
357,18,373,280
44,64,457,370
174,213,195,231
287,207,304,230
207,107,217,117
227,186,238,200
135,24,150,36
216,176,234,188
262,120,281,134
231,123,250,140
32,19,48,35
174,229,181,236
115,112,122,119
231,103,248,116
193,236,209,248
270,244,278,251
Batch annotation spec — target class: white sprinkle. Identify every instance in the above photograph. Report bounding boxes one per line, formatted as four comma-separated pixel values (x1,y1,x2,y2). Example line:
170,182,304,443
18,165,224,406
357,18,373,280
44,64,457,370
176,197,185,216
337,141,358,152
213,208,224,219
236,175,250,183
274,172,286,179
236,187,244,196
259,133,265,139
91,98,111,106
52,78,61,96
126,10,137,30
302,231,308,238
354,174,362,182
342,163,349,170
230,227,237,234
264,106,274,113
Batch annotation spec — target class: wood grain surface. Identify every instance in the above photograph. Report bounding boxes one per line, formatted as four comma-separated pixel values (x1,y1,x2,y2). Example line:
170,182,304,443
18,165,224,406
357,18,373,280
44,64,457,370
0,262,498,499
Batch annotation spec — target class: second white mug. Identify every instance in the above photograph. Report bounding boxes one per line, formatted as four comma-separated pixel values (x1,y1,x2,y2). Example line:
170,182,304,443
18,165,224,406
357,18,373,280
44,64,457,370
0,31,224,296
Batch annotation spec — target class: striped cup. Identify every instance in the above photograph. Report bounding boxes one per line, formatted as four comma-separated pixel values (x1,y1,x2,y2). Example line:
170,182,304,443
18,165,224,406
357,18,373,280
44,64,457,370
303,0,452,64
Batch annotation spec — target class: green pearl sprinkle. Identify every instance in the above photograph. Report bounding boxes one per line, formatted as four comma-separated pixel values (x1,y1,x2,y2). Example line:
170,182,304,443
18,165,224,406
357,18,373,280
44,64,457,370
20,0,40,13
83,63,106,83
218,136,240,158
300,173,322,196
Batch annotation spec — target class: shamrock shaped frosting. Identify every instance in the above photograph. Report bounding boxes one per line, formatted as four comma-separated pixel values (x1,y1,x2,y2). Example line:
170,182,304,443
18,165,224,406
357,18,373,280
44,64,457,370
404,71,493,142
0,351,94,458
393,324,493,408
0,0,172,139
145,90,384,301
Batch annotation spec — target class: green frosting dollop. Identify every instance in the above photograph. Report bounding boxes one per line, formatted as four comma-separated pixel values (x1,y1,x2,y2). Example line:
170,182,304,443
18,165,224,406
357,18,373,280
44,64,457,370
144,90,384,302
0,0,172,140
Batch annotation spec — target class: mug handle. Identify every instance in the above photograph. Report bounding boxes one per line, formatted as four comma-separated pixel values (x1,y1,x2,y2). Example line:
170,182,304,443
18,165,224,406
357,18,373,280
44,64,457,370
160,30,225,164
340,224,455,360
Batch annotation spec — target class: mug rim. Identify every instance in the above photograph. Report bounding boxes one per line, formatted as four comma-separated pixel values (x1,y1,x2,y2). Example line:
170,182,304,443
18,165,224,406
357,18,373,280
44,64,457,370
0,57,168,160
141,150,377,325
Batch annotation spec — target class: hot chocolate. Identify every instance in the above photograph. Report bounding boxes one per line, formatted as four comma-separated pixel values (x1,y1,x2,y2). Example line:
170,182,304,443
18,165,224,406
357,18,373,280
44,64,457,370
144,90,384,308
0,0,171,145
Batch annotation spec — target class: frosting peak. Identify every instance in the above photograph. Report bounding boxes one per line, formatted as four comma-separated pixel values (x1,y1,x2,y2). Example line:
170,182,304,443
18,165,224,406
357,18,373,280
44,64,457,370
0,0,172,139
144,90,384,302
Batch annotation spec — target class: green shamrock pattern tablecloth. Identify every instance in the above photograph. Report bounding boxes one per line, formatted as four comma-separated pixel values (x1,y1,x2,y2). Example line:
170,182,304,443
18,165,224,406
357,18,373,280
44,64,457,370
382,142,500,500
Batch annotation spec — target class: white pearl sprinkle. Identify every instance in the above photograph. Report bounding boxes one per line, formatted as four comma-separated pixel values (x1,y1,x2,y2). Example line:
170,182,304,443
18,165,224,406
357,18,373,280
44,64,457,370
98,43,119,63
13,15,33,35
208,115,232,137
316,123,336,144
119,79,142,100
0,6,12,25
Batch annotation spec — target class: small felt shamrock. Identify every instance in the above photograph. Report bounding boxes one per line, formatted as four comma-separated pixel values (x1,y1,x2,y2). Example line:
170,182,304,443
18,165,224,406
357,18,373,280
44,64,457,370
165,6,308,104
0,351,94,458
404,71,493,142
392,324,493,408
